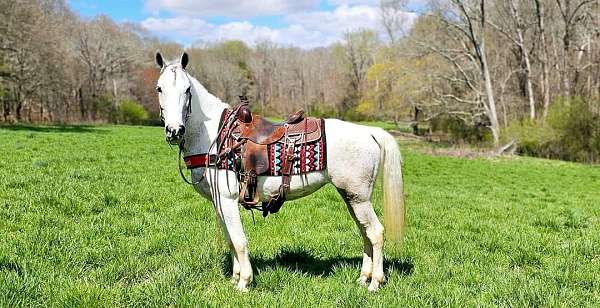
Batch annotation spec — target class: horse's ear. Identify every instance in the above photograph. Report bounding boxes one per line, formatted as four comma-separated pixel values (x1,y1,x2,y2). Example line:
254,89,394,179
181,52,189,69
155,51,164,68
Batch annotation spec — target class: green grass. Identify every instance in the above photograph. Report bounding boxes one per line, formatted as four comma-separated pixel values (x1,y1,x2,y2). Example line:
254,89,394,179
0,124,599,306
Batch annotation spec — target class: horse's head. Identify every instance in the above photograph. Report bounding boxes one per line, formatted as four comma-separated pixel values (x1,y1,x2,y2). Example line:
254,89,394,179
155,51,192,145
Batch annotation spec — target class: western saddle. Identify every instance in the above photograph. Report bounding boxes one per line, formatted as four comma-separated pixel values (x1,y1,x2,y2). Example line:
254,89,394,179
189,97,324,216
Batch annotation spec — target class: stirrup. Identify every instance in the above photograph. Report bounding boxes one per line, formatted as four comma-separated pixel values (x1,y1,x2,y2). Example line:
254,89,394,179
239,171,260,207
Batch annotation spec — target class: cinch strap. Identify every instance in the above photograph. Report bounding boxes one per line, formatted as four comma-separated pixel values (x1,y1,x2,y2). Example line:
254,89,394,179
184,153,218,169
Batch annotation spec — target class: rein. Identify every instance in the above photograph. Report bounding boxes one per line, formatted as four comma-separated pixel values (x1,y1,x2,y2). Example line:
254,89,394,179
176,104,244,186
178,141,197,185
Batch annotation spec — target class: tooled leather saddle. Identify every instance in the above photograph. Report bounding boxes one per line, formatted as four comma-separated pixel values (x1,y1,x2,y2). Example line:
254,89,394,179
184,98,326,216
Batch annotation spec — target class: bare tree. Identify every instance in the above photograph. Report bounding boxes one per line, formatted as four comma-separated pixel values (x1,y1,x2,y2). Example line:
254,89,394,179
534,0,553,120
555,0,595,97
335,30,379,117
489,0,537,120
420,0,501,144
380,0,409,43
75,16,141,120
0,0,72,121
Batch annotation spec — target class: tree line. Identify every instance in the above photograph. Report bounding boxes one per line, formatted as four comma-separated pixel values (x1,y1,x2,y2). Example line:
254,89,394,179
1,0,598,160
387,0,599,147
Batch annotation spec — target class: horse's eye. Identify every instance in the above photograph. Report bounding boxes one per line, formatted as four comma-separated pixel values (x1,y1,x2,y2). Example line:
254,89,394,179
185,87,191,94
156,86,162,93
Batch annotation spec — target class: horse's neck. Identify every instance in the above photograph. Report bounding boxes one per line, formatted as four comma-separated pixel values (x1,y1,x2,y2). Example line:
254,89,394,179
183,77,230,155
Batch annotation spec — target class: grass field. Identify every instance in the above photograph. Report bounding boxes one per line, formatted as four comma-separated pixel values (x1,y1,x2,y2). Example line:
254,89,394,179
0,125,599,307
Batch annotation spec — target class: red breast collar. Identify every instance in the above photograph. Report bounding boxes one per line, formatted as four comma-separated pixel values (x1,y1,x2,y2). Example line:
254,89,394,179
183,108,232,169
184,153,218,169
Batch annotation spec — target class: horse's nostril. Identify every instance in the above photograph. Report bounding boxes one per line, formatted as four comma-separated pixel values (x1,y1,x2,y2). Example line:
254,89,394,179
165,127,176,138
165,126,184,139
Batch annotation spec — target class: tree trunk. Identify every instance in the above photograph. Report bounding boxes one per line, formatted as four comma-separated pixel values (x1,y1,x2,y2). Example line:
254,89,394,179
27,101,32,122
78,87,85,120
483,63,500,144
15,96,22,121
515,28,535,120
412,105,420,135
3,96,10,121
523,50,536,120
562,34,571,98
112,78,118,123
535,0,552,120
478,14,500,145
511,0,535,120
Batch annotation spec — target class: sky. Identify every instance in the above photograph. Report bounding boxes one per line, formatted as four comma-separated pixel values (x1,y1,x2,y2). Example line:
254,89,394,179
68,0,424,48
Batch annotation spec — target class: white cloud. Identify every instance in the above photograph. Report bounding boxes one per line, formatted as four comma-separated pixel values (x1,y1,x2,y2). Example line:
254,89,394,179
141,17,211,37
288,4,417,41
327,0,378,5
144,0,319,17
327,0,427,6
288,5,382,35
140,2,418,48
141,17,331,48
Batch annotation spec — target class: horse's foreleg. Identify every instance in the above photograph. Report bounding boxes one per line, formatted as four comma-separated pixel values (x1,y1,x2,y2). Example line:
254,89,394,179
217,197,253,291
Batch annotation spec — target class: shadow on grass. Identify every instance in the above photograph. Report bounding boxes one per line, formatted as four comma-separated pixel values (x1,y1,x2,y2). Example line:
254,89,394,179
0,124,106,134
0,258,23,277
222,247,413,278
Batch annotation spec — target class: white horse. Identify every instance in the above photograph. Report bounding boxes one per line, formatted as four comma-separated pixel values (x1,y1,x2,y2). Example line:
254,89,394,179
154,52,405,292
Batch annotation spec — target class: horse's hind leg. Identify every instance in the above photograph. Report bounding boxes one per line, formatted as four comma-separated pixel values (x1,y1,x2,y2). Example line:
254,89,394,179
338,190,373,285
332,155,384,290
359,203,385,292
343,195,385,292
326,120,386,291
230,251,240,283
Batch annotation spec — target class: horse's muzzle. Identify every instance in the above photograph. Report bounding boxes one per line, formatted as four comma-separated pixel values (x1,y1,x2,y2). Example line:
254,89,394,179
166,125,185,144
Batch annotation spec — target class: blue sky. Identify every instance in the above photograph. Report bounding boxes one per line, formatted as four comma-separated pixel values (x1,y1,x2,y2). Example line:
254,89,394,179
68,0,423,48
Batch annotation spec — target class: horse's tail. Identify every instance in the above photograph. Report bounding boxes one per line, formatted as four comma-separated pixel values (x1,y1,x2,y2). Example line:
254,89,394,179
372,128,405,245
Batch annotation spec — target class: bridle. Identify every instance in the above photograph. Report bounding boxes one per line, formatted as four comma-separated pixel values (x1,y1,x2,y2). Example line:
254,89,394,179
155,65,197,184
157,65,193,125
174,86,196,186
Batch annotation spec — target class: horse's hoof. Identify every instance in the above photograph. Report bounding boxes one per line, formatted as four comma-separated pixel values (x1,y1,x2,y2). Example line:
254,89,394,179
367,283,380,292
357,275,370,286
237,283,250,292
230,277,239,284
368,276,385,292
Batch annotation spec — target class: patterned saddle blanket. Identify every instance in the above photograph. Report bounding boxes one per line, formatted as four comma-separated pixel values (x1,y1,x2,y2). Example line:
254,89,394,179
214,104,327,216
